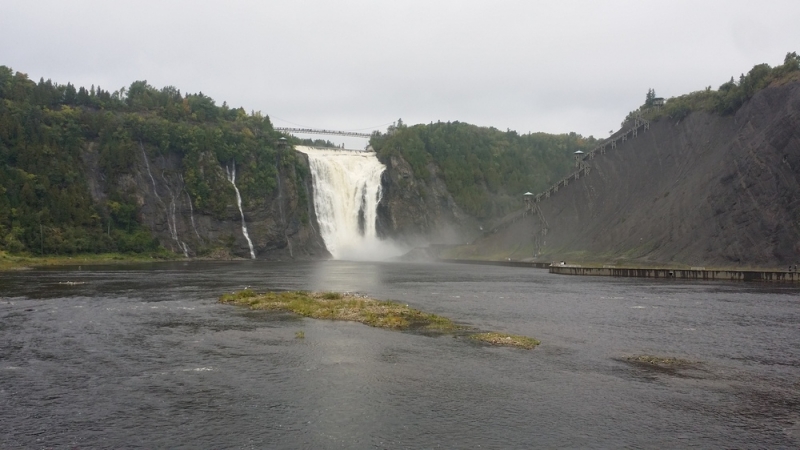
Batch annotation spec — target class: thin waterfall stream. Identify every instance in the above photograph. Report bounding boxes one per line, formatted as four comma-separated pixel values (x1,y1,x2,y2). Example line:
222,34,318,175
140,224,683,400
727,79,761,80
226,161,256,259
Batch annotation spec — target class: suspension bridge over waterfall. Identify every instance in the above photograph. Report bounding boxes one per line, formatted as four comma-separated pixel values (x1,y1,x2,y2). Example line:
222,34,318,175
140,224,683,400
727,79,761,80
275,127,373,139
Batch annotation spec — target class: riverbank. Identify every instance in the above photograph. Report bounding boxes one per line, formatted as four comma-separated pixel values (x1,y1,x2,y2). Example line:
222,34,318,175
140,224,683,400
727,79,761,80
219,290,540,349
0,251,178,271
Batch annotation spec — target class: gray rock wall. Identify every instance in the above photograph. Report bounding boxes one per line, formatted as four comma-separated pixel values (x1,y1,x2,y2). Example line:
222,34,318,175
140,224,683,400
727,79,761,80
82,145,329,260
376,154,480,247
496,81,800,267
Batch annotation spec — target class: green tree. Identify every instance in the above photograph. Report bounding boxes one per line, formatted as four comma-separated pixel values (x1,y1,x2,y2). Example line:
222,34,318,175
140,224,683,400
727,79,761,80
645,88,656,107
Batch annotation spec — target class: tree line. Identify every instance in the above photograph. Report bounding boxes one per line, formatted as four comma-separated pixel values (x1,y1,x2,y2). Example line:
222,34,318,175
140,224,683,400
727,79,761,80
370,120,596,218
0,67,305,255
642,52,800,121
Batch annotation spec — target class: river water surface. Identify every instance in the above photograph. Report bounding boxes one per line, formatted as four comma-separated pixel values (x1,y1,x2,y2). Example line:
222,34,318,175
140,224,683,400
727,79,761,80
1,261,799,448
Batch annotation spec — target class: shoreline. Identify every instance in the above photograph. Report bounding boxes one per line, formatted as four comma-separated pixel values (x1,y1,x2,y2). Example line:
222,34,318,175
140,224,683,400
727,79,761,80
6,253,797,283
0,252,182,271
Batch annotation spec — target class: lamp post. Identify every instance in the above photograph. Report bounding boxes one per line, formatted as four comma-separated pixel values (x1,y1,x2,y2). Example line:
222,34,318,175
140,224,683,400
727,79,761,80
523,192,534,215
276,137,289,166
573,150,585,168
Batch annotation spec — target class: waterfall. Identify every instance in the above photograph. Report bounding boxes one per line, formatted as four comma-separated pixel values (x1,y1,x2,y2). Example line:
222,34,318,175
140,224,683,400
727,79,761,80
161,172,190,257
139,142,161,202
275,159,292,257
140,142,188,256
226,161,256,259
183,188,201,239
160,172,179,242
296,146,402,260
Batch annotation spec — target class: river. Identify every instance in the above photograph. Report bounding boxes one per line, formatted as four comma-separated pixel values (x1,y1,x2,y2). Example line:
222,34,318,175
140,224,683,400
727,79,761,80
1,261,799,448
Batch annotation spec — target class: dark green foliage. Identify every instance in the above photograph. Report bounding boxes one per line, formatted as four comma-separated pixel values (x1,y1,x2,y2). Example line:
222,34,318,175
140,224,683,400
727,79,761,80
371,120,594,218
294,137,340,148
645,88,656,107
0,66,302,255
645,53,800,121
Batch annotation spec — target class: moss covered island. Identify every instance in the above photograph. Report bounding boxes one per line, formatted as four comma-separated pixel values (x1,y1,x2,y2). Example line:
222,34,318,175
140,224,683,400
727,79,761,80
219,290,540,350
625,355,694,367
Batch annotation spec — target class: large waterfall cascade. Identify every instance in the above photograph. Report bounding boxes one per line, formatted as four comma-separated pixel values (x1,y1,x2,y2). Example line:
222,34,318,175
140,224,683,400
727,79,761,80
296,146,403,260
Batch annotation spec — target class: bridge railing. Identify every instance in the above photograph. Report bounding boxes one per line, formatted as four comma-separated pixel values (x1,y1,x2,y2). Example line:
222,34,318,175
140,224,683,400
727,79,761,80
276,127,373,139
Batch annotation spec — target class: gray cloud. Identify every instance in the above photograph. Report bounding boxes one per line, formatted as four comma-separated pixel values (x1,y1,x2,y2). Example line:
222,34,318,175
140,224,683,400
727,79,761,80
2,0,797,142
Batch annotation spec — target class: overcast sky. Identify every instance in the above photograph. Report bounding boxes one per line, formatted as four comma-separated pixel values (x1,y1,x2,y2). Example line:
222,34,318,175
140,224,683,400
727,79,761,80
2,0,798,146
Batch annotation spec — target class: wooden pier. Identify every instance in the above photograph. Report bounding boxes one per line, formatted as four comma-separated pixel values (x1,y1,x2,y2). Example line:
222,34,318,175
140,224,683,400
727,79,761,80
549,266,800,282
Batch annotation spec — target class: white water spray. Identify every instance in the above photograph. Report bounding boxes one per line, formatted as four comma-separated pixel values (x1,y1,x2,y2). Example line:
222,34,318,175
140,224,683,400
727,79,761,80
296,146,403,260
226,161,256,259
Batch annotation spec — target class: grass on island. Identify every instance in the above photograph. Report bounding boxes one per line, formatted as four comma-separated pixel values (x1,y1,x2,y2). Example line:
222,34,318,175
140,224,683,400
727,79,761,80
470,332,540,349
220,290,459,332
624,355,695,367
219,290,540,350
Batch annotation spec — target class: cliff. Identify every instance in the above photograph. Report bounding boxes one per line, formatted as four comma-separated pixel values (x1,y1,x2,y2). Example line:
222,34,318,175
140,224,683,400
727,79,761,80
83,144,330,260
376,153,480,247
455,80,800,268
5,62,798,264
0,69,331,259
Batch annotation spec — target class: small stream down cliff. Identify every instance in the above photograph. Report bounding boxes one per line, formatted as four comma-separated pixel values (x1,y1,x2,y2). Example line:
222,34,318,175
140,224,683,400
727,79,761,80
296,146,403,260
226,161,256,259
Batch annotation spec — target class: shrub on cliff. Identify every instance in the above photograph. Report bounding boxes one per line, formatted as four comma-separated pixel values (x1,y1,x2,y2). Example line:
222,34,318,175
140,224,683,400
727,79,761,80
641,52,800,121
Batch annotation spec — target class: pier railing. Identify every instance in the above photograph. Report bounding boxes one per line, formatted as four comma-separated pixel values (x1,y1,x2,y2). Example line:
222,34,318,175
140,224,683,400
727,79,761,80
485,113,653,254
550,266,800,282
531,113,650,204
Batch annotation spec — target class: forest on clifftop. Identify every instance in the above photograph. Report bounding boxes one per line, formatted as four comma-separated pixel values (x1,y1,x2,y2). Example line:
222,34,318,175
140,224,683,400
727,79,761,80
370,120,595,218
2,52,797,258
0,68,310,255
0,66,594,256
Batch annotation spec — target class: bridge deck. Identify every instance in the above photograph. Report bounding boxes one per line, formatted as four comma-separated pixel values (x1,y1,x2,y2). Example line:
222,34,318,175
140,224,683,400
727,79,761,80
275,127,372,138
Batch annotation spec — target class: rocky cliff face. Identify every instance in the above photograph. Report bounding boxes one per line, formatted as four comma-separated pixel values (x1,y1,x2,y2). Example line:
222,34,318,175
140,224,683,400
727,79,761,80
78,79,800,266
82,145,329,260
80,139,478,260
376,154,480,247
461,80,800,268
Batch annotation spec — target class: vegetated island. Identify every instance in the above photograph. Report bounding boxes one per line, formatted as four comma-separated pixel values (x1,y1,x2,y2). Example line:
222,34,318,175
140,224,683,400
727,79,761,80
219,290,540,350
624,355,696,368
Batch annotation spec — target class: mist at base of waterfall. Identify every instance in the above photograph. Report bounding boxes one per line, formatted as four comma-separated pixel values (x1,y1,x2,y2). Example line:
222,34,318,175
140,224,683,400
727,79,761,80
332,235,406,261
